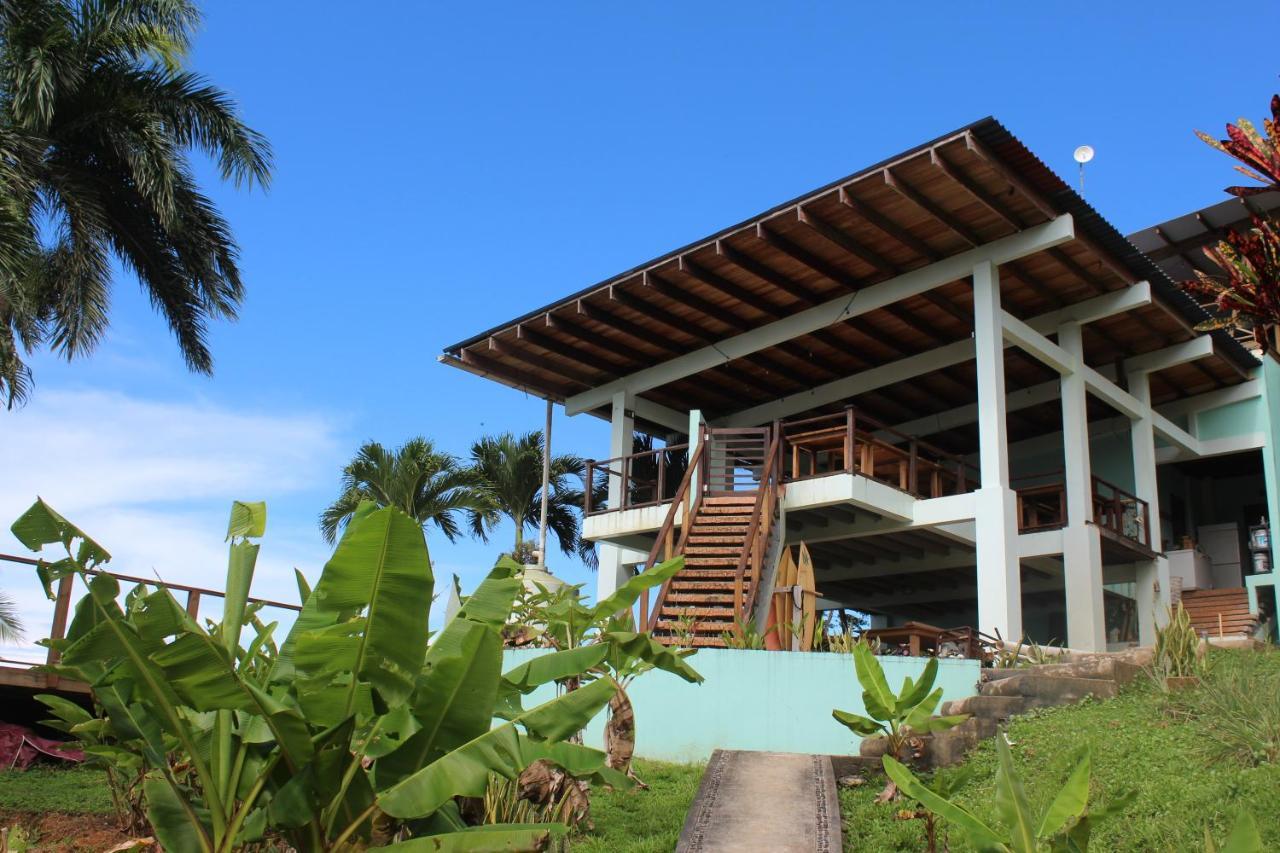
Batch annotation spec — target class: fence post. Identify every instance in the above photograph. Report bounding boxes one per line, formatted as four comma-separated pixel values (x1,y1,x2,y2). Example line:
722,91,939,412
44,573,75,687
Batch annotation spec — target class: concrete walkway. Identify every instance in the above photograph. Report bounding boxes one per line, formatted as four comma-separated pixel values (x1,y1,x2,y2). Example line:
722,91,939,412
675,750,842,852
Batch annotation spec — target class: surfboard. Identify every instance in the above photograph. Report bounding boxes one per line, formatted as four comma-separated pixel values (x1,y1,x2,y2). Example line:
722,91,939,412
796,542,817,650
771,546,796,646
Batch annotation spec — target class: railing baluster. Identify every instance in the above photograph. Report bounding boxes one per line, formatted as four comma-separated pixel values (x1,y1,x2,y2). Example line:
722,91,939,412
585,460,594,515
186,589,201,618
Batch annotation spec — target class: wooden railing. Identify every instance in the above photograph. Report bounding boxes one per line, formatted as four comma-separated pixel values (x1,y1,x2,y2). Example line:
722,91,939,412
776,406,979,498
1092,475,1151,548
701,427,771,496
732,432,783,630
585,442,690,516
639,440,707,631
1013,470,1067,532
1008,473,1151,548
0,553,301,686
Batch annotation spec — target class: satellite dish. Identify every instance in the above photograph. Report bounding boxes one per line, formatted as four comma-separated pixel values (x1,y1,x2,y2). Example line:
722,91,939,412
1073,145,1095,164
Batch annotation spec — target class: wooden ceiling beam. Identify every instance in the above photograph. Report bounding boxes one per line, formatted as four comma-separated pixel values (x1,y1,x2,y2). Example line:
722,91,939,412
515,324,619,378
930,148,1023,232
545,312,656,367
839,186,943,261
796,206,901,275
609,284,799,399
488,335,600,388
754,220,871,289
459,348,575,398
883,166,983,246
648,270,842,382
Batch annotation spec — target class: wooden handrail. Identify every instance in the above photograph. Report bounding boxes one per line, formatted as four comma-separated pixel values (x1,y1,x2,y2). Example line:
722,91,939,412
585,442,691,516
732,432,782,630
642,440,706,632
1,552,303,674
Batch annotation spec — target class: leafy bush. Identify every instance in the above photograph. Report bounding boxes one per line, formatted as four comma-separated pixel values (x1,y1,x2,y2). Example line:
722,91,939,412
14,498,633,852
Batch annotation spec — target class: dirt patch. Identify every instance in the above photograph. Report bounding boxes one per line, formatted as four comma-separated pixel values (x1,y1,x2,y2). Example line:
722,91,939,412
0,810,152,852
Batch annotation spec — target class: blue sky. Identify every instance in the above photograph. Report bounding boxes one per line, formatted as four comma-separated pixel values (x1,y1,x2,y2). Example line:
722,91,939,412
2,1,1278,653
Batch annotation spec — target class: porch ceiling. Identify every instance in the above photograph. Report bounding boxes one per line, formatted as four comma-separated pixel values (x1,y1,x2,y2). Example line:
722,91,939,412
441,118,1257,432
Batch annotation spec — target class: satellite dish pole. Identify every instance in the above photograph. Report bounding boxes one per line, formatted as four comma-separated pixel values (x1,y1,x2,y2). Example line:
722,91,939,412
1073,145,1095,194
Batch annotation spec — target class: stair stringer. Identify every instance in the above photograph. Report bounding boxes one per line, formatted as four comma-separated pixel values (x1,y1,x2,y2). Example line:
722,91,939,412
752,499,786,635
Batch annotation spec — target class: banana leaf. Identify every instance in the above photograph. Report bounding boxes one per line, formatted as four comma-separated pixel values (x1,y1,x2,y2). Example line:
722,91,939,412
882,755,1006,851
382,824,565,852
591,556,684,620
305,505,433,709
376,677,617,819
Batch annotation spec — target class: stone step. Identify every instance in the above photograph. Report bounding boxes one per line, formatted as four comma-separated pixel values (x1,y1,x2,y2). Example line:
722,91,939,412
980,674,1118,707
940,694,1026,720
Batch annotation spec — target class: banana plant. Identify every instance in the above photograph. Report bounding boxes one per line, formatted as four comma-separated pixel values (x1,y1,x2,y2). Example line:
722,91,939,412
15,497,627,852
498,557,702,780
882,734,1133,852
833,641,968,760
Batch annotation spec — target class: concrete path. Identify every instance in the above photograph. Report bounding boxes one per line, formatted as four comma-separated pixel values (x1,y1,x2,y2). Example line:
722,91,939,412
675,750,842,852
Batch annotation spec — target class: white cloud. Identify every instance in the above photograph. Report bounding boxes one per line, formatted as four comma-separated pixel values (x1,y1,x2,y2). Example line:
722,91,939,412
0,389,343,658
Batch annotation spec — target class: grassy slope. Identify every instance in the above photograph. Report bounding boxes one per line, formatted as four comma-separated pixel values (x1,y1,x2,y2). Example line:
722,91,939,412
841,650,1280,852
571,759,704,852
0,766,114,814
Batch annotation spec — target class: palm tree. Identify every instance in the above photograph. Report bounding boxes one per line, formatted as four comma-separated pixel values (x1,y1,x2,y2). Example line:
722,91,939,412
319,438,491,545
0,0,272,407
467,431,595,568
0,591,22,644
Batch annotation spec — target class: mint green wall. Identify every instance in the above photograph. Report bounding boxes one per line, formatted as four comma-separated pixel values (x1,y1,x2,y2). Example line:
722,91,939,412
503,648,980,762
1196,397,1265,441
1255,360,1280,619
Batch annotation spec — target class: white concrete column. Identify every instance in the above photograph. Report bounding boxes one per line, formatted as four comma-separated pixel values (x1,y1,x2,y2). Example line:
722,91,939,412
688,409,704,496
597,391,635,601
973,260,1022,642
1128,370,1171,644
1059,322,1107,651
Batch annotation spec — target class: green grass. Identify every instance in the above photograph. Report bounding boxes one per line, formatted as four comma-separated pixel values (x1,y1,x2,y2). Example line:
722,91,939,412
570,759,704,852
840,649,1280,851
0,766,114,815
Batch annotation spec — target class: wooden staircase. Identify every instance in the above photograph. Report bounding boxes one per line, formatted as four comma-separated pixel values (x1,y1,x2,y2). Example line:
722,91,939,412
652,495,758,647
1179,587,1258,638
633,426,783,649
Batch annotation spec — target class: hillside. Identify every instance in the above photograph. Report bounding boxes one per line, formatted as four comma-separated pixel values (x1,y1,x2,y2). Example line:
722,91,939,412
839,648,1280,851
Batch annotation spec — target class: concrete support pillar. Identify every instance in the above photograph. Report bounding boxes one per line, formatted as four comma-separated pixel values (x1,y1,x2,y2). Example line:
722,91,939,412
973,260,1022,642
1059,322,1107,651
1128,369,1171,644
597,391,635,601
688,408,704,496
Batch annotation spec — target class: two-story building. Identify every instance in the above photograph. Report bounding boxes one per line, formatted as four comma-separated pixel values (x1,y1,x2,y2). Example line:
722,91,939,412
442,118,1279,653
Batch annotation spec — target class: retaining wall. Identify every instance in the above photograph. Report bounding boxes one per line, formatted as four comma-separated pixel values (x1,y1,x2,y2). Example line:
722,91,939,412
503,648,981,763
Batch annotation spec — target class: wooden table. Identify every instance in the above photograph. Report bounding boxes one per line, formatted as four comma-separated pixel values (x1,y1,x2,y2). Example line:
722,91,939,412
864,621,946,657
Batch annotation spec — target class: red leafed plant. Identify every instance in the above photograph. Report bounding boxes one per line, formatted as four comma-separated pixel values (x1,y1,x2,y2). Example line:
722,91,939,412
1184,94,1280,350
